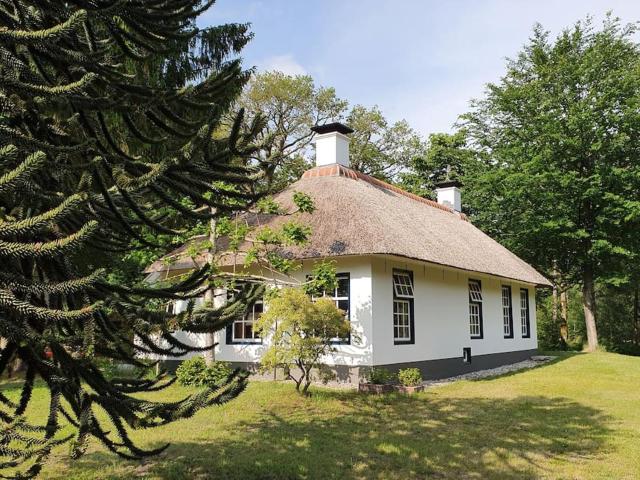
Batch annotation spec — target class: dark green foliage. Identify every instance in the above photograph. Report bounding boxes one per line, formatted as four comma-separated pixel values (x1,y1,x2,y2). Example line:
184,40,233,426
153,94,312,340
400,130,477,200
397,368,422,387
365,368,396,385
536,289,586,351
0,1,269,477
461,16,640,350
595,283,640,355
176,357,232,388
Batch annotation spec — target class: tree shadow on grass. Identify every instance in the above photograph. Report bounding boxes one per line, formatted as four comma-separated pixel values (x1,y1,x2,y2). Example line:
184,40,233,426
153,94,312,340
55,390,611,480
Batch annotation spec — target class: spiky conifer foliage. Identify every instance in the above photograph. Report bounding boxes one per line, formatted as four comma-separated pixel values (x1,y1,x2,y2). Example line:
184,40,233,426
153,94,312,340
0,1,268,477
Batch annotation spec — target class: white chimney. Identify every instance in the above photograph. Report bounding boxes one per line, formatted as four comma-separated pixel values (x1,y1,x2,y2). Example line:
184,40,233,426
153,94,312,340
311,123,354,168
435,180,462,212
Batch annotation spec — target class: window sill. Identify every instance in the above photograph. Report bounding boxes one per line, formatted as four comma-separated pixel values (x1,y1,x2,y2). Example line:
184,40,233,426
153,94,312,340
228,340,263,345
393,340,415,345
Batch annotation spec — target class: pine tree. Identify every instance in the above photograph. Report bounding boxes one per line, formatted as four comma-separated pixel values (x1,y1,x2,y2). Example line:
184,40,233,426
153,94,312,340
0,1,267,477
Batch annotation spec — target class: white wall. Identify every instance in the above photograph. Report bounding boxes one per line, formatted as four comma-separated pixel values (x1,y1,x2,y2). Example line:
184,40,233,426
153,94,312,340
141,254,539,367
216,256,374,367
370,255,538,366
143,256,374,367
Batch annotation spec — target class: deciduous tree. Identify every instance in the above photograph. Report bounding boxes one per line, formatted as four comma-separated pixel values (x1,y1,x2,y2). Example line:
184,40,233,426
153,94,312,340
234,71,347,189
347,105,426,181
462,16,640,351
255,287,350,396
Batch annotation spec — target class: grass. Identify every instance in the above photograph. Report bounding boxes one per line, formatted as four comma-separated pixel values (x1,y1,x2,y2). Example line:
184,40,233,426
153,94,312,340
3,351,640,479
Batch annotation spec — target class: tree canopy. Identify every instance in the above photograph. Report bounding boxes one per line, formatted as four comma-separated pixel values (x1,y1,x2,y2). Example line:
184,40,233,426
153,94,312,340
233,71,347,189
461,16,640,351
233,72,425,185
255,287,350,395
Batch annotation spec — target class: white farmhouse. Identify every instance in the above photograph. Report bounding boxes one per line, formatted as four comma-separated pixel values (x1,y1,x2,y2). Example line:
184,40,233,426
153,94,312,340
144,123,550,382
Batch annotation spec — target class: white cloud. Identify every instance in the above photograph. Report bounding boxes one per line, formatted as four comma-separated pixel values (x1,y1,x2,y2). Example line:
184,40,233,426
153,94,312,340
258,54,307,76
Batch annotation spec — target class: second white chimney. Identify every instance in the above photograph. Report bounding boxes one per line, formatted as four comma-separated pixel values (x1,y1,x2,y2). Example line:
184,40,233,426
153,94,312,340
311,123,354,168
435,180,462,212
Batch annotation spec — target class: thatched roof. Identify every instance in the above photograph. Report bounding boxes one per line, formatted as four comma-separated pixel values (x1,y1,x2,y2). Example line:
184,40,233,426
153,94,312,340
145,164,551,286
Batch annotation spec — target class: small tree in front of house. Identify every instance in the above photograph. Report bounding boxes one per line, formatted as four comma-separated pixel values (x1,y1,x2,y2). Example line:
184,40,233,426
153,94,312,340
255,288,350,395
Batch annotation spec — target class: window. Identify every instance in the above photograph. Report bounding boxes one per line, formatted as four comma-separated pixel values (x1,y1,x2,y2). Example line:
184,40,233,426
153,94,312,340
325,273,350,318
520,288,531,338
310,273,350,344
469,281,483,302
327,273,350,344
468,280,483,339
393,272,414,297
393,270,414,344
230,300,263,343
502,286,514,339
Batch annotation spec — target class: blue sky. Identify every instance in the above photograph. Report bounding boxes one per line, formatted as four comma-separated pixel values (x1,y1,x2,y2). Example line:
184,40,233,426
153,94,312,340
200,1,640,137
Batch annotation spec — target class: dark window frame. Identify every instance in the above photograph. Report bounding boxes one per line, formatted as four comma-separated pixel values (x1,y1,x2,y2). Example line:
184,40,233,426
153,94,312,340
308,272,351,345
468,279,484,340
329,273,351,345
393,269,415,345
226,290,264,345
520,288,531,338
502,285,514,339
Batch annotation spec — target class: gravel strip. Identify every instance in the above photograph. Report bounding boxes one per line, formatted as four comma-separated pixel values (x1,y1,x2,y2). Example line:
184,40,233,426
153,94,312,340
423,355,556,388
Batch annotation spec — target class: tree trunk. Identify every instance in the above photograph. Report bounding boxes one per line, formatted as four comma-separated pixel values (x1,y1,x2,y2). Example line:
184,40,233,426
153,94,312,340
559,289,569,349
634,284,639,347
582,267,598,352
301,368,312,396
203,212,216,365
552,282,559,326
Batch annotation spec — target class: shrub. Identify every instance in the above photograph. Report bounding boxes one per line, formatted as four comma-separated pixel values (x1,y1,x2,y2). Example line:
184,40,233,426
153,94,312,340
176,356,207,387
366,367,395,385
398,368,423,387
201,360,232,386
176,357,232,388
96,357,118,380
256,287,351,395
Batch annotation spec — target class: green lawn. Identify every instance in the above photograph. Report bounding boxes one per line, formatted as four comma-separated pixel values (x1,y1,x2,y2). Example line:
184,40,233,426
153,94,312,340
3,352,640,479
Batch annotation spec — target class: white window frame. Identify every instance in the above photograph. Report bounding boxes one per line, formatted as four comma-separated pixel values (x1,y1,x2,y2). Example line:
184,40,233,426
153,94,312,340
393,272,414,298
520,289,530,338
469,281,483,302
311,273,350,344
393,269,414,344
314,273,350,316
393,299,412,342
469,303,482,337
231,299,263,343
502,286,513,338
468,280,483,339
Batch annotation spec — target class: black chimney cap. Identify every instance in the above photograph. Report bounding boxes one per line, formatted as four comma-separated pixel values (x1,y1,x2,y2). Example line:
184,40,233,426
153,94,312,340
435,179,463,188
311,122,354,135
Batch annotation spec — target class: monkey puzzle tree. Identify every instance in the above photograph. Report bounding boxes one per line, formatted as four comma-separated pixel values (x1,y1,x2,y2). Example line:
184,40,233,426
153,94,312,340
0,1,269,477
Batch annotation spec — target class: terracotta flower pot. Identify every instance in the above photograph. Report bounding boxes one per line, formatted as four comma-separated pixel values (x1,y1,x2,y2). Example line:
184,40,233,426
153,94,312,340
395,385,424,394
358,383,394,394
